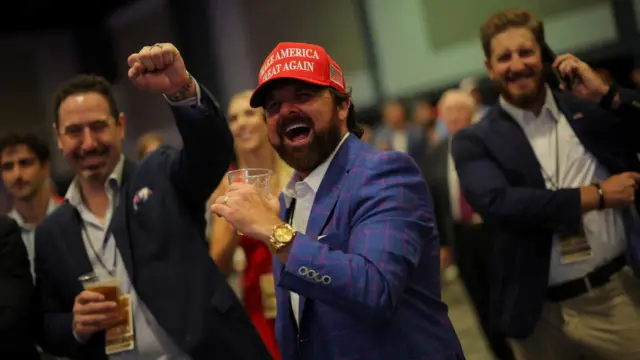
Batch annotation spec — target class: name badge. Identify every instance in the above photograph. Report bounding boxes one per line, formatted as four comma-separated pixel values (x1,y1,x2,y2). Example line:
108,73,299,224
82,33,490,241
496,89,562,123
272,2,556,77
106,294,135,355
259,273,277,319
558,225,593,264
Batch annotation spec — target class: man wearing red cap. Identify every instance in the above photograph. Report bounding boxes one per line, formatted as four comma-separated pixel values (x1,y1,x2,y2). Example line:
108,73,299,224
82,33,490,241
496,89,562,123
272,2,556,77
211,42,464,360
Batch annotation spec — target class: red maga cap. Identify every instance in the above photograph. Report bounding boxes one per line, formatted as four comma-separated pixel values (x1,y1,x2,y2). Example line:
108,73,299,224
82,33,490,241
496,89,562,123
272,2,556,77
249,42,346,108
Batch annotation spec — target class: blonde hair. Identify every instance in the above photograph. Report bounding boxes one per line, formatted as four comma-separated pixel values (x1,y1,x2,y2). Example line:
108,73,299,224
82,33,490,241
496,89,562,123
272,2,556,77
136,131,164,160
229,89,254,107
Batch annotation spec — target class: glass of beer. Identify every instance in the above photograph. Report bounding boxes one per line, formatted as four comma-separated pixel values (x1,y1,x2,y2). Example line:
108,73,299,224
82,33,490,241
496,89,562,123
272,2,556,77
78,272,120,305
226,168,273,235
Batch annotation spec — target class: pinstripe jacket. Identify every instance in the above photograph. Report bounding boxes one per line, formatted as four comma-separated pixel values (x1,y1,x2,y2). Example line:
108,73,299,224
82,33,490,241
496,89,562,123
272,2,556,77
273,135,464,360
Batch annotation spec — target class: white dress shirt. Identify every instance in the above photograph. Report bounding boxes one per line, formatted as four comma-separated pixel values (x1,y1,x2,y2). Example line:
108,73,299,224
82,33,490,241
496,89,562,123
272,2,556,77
447,142,462,221
500,86,627,285
391,131,408,153
282,133,350,326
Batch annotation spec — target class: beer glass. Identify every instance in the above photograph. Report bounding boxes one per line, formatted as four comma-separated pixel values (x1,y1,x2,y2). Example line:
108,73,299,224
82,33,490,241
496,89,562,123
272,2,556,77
78,272,119,305
226,168,273,235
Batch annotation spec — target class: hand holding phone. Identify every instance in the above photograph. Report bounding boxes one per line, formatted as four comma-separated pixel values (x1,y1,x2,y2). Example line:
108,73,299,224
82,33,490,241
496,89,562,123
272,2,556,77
545,46,612,104
541,42,575,91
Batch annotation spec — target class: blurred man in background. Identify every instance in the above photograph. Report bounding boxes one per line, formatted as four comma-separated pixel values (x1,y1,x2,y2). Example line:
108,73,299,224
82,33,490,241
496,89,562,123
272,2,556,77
427,89,514,360
459,77,491,122
374,100,428,168
1,132,61,279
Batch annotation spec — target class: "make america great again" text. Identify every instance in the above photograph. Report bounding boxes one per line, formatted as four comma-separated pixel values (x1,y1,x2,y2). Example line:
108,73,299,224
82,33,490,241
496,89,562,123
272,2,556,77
259,47,321,82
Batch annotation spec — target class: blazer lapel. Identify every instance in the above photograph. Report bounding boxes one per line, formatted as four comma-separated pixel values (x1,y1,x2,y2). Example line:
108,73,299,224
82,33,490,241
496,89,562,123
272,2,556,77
59,204,94,287
304,137,356,238
298,136,359,324
554,93,621,171
111,160,137,283
555,93,597,153
490,107,546,188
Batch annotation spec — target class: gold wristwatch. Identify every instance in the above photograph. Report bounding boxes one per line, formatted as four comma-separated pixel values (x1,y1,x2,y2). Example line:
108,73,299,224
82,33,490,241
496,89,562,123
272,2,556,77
269,223,297,252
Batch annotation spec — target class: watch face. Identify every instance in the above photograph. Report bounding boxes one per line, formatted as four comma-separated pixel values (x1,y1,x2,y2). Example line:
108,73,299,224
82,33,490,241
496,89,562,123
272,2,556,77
274,225,294,242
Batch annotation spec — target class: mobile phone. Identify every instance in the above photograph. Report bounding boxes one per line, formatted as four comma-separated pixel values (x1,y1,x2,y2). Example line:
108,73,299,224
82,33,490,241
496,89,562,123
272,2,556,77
541,42,574,91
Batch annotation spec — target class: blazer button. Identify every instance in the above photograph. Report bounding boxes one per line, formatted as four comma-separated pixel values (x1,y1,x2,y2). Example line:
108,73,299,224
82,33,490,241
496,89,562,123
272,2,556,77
321,275,332,284
306,269,317,279
298,266,309,276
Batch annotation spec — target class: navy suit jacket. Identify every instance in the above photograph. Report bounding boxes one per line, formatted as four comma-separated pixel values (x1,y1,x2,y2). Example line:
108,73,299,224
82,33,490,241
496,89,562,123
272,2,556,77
451,88,640,338
34,88,271,359
0,216,39,359
273,136,464,360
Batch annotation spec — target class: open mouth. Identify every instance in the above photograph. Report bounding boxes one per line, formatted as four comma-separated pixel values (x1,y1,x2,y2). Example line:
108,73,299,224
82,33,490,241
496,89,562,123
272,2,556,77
282,121,313,146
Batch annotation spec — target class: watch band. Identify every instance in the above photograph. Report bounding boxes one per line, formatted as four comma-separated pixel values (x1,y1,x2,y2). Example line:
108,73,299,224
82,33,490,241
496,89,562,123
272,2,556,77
593,183,605,210
269,223,296,252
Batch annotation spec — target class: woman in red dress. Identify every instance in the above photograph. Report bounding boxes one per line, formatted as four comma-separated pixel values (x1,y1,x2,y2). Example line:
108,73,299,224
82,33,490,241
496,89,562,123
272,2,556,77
208,90,291,360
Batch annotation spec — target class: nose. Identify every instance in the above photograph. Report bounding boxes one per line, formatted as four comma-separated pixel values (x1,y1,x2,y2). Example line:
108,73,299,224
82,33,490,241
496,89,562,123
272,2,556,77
278,101,298,117
509,56,526,72
8,166,21,180
80,127,98,151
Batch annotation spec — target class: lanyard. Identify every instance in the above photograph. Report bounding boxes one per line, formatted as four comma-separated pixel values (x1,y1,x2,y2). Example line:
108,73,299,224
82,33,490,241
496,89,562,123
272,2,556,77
540,120,561,190
74,209,117,277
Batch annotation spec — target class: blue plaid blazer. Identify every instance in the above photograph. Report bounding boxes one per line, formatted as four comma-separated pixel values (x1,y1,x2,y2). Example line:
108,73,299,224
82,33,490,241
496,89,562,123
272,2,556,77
273,135,464,360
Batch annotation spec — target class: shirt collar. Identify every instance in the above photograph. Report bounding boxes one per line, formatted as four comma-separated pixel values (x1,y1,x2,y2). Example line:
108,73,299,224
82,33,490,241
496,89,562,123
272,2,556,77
282,133,350,206
65,155,125,208
499,85,562,128
8,198,60,230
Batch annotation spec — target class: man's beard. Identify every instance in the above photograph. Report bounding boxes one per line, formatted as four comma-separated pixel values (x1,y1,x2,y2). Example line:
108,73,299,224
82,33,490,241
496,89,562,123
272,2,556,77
494,69,545,109
272,114,343,174
72,145,112,182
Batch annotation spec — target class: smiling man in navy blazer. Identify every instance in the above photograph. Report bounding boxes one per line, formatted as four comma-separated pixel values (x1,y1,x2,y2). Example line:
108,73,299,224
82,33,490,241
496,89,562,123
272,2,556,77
34,43,270,359
452,9,640,360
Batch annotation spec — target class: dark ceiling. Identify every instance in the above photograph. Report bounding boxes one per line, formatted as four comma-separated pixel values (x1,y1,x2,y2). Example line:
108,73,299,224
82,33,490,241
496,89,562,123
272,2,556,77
0,0,137,34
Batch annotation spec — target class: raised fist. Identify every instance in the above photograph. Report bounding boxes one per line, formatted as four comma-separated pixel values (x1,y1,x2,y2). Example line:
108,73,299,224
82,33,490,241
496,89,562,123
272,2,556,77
127,43,192,95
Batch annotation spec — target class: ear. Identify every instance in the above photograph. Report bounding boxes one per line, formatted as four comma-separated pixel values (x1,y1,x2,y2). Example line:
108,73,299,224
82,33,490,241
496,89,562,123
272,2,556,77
337,97,351,122
117,113,127,139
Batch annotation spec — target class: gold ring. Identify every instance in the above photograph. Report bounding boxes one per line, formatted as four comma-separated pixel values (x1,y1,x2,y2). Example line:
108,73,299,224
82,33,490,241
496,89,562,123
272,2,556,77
223,196,229,206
